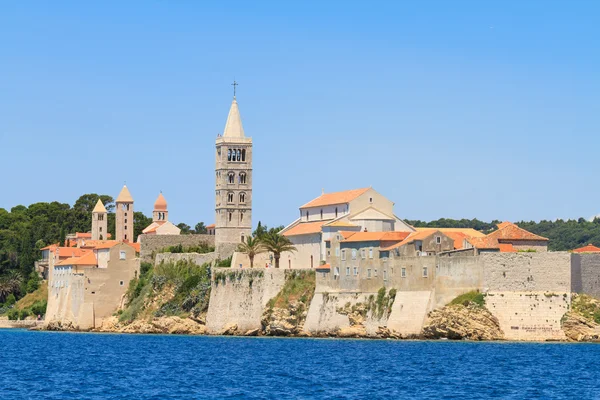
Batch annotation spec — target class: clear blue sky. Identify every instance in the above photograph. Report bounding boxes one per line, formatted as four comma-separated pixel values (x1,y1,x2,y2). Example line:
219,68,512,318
1,1,598,227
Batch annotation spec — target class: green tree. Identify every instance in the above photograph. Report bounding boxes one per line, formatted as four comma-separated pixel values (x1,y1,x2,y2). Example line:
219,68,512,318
194,222,207,234
177,223,192,234
237,236,265,268
261,232,296,268
133,212,153,241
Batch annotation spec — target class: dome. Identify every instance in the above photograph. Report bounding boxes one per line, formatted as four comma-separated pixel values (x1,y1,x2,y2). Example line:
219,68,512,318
154,193,168,211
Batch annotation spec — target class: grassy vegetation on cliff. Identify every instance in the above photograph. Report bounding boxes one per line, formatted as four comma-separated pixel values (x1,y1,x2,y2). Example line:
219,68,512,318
267,270,316,310
3,282,48,320
450,290,485,307
119,260,211,324
571,294,600,323
158,243,215,254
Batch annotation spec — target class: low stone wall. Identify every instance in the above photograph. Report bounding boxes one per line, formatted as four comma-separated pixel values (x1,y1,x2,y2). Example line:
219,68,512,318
139,234,215,262
0,319,43,329
154,252,218,267
205,268,287,334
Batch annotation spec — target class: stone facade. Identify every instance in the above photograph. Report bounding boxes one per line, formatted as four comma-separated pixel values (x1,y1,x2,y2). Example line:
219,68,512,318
115,185,134,242
215,97,252,250
571,253,600,298
138,234,215,262
154,252,217,267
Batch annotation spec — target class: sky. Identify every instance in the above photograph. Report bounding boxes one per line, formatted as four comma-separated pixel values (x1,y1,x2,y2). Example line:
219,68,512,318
1,1,599,228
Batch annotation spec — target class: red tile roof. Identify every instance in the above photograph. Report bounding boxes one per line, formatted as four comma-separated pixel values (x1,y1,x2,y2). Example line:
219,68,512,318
127,242,141,253
487,222,549,241
300,188,370,209
206,224,215,229
573,244,600,253
342,231,410,243
283,221,326,236
316,263,331,271
56,251,97,266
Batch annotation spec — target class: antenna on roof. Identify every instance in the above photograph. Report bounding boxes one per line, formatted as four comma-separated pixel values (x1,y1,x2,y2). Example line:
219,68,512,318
322,188,325,195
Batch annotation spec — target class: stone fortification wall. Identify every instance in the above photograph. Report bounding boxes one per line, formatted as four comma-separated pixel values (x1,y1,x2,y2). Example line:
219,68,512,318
571,253,600,298
205,268,287,334
155,252,217,267
481,252,571,341
139,234,215,262
434,256,482,307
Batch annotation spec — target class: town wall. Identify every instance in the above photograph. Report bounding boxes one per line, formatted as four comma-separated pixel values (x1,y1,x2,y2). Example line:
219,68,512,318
571,253,600,298
139,234,215,262
205,268,286,334
481,252,571,341
155,252,217,267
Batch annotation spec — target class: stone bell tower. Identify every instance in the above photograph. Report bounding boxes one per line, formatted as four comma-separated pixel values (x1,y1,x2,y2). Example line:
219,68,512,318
215,84,252,248
115,185,134,242
91,199,107,240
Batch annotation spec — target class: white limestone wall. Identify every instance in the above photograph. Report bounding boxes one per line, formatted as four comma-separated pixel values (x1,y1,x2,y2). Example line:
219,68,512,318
387,291,433,336
205,268,286,334
481,252,571,341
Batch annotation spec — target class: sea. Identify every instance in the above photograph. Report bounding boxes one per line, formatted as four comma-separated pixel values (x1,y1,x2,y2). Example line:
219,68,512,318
1,329,599,399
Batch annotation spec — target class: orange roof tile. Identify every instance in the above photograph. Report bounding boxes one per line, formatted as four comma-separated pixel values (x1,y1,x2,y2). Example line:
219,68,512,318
92,241,121,250
75,232,92,239
316,263,331,271
573,244,600,253
467,237,500,249
40,244,58,251
342,231,411,243
206,224,215,229
324,220,359,228
339,231,357,240
56,247,86,258
498,243,516,252
56,251,97,266
127,242,141,253
300,188,370,209
283,221,325,236
414,227,486,238
443,231,469,250
488,222,549,242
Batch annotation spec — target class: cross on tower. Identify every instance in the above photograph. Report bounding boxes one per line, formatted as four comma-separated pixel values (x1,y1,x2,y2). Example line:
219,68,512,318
232,80,238,98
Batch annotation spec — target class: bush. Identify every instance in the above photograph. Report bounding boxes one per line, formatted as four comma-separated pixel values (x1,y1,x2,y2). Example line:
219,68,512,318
7,309,19,320
450,291,485,307
30,300,47,316
5,294,16,306
18,309,30,320
26,272,41,293
216,257,232,268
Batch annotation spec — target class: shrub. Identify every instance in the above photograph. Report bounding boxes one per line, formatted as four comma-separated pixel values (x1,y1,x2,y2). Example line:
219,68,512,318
30,300,47,316
450,290,485,307
216,257,232,268
5,294,16,306
18,309,30,320
7,309,19,320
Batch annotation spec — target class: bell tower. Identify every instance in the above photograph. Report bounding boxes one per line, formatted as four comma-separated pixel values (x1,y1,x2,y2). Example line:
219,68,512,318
115,185,134,242
215,84,252,248
91,199,107,240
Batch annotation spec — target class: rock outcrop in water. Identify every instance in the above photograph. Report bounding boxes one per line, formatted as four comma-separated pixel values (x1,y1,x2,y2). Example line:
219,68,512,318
422,304,504,341
561,294,600,342
94,316,206,335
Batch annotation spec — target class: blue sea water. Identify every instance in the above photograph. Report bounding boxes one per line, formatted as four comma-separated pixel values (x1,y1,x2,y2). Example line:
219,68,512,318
1,329,599,399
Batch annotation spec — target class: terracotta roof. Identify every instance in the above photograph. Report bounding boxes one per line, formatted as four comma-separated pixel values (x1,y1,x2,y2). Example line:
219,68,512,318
443,232,469,250
92,199,107,213
79,240,119,249
498,243,516,252
466,237,500,249
154,193,167,211
573,244,600,253
342,231,387,243
116,185,134,203
380,230,445,251
40,244,58,251
316,263,331,271
75,232,92,239
487,222,548,241
282,221,326,236
414,227,486,238
127,242,141,253
142,222,161,234
300,188,370,209
56,251,97,266
92,241,120,250
55,247,86,258
206,224,215,229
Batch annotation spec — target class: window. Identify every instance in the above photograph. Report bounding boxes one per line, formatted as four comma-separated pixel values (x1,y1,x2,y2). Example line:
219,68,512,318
120,251,126,260
124,219,127,224
335,247,340,257
351,249,357,260
227,193,234,203
334,267,340,276
237,149,241,161
229,212,232,222
369,247,373,259
335,207,338,218
383,270,388,281
125,234,128,240
320,209,323,219
239,172,246,184
353,267,358,276
346,267,350,276
242,149,246,161
310,255,314,268
240,212,244,222
306,211,309,221
374,269,378,277
120,281,124,286
369,197,373,203
99,227,102,232
341,249,346,261
423,267,428,277
367,269,372,278
436,236,441,244
361,249,366,259
327,250,331,256
228,149,232,161
241,235,245,242
228,173,235,184
239,193,246,203
401,268,406,278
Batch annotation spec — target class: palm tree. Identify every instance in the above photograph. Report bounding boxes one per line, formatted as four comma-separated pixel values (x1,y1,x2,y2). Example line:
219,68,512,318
261,232,296,268
237,236,265,268
0,271,23,302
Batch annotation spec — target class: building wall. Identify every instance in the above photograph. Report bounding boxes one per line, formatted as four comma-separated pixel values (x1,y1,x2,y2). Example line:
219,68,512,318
284,233,321,269
138,234,215,262
505,240,548,252
91,212,107,240
571,253,600,298
300,204,349,222
154,252,217,268
115,201,134,242
155,221,181,235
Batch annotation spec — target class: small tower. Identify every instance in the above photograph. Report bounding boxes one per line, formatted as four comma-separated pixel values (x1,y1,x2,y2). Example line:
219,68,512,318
153,192,168,222
215,88,252,248
91,199,107,240
115,185,134,242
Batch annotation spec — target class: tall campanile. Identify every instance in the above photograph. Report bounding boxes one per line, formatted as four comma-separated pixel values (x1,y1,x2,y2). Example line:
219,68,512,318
215,84,252,249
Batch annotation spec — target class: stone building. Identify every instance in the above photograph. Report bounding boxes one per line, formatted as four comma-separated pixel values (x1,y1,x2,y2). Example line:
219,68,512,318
463,222,549,253
215,95,252,249
115,185,134,242
280,187,414,269
91,199,108,240
45,241,139,329
141,193,181,236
